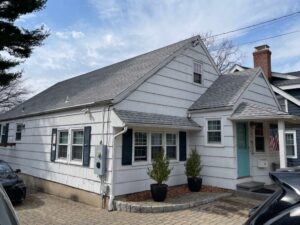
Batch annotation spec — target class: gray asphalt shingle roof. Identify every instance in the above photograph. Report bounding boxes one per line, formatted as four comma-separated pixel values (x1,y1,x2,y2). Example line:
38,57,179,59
189,68,260,111
272,78,300,87
231,102,287,119
114,109,200,129
0,36,198,121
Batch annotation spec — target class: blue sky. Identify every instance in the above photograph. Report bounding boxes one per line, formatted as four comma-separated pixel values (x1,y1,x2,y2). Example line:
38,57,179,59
15,0,300,96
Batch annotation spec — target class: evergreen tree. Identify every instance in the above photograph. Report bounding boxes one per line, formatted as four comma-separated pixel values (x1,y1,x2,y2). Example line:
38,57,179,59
0,0,49,86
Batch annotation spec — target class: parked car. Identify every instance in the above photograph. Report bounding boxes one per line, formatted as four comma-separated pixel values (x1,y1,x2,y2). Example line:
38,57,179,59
0,184,20,225
0,160,26,203
245,168,300,225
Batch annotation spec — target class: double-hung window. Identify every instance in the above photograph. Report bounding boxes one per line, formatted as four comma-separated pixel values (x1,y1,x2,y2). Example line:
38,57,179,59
207,120,222,144
166,133,177,160
71,130,84,162
134,132,147,162
15,124,23,141
57,130,68,160
133,131,179,163
151,133,163,160
286,131,297,158
255,123,265,152
193,62,202,84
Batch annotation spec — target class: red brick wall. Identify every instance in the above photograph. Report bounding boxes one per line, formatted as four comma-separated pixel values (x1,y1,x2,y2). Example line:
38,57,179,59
253,49,272,80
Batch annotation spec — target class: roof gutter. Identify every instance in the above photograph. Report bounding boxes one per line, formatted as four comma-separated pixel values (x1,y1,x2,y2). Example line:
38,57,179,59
229,114,300,121
125,123,201,131
188,106,233,113
0,99,113,122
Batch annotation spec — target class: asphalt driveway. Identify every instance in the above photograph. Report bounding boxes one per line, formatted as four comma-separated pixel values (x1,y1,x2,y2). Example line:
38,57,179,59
14,192,261,225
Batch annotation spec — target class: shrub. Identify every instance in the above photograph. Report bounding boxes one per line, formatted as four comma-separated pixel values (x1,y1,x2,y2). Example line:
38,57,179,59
147,150,172,185
185,149,202,178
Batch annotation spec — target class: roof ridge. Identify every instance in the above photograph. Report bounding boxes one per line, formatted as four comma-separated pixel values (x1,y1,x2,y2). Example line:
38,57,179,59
56,35,200,85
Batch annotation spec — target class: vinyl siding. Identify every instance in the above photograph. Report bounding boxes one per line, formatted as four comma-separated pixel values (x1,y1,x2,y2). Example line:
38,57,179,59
237,74,279,109
112,43,220,195
189,110,238,190
113,127,189,195
0,106,113,194
115,44,220,117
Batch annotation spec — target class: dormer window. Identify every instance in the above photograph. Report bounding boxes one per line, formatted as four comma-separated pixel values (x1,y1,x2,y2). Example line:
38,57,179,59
193,62,202,84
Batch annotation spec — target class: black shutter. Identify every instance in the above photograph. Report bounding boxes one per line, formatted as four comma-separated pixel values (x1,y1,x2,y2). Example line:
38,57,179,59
83,126,91,167
50,128,57,162
122,128,132,165
179,131,187,161
2,123,9,145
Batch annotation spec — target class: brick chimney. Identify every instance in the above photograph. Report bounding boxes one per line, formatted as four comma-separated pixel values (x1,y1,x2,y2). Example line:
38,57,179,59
253,45,272,80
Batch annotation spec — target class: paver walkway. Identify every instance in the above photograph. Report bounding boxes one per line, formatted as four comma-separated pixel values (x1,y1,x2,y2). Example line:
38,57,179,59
14,192,261,225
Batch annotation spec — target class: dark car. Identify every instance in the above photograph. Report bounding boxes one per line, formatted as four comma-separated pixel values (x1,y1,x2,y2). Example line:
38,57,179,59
0,184,20,225
245,168,300,225
0,160,26,203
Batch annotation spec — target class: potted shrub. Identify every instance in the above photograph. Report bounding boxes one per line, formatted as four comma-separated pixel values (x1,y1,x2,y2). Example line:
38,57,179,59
185,149,202,192
147,150,172,202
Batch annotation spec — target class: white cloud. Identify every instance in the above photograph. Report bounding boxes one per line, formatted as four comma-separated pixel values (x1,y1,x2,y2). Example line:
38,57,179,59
20,0,300,96
55,31,85,40
15,13,36,23
71,31,85,39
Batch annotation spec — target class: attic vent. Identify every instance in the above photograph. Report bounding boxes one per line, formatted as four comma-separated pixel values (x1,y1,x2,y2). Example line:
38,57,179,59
192,39,200,47
65,96,70,103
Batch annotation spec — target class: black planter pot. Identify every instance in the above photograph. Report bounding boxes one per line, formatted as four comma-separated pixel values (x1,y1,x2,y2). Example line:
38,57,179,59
187,177,202,192
150,184,168,202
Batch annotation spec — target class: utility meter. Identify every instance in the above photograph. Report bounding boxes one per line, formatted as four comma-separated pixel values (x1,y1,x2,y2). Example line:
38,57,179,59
94,144,107,176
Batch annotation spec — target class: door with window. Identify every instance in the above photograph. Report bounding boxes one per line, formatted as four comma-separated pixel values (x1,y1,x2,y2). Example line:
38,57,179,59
237,122,250,178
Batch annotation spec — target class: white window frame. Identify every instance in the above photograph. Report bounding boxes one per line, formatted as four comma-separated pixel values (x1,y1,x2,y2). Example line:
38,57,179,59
151,132,163,161
56,127,84,165
15,123,23,142
206,118,223,146
193,61,203,85
285,130,297,159
166,133,179,161
132,130,148,165
132,130,179,165
254,122,265,153
70,129,84,165
56,129,69,163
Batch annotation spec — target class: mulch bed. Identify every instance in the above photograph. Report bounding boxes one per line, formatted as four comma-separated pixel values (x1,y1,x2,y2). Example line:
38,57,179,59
124,185,231,202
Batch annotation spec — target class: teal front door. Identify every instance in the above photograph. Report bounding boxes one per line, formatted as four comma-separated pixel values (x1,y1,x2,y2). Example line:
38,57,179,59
237,122,250,178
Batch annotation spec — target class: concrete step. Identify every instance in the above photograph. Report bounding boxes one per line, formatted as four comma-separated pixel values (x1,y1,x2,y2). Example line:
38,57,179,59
236,181,265,192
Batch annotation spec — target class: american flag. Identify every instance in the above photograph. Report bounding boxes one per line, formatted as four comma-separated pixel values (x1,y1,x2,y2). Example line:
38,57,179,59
269,126,279,152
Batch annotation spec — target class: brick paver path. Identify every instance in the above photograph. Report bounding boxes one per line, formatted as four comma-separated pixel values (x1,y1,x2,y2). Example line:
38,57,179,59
14,192,261,225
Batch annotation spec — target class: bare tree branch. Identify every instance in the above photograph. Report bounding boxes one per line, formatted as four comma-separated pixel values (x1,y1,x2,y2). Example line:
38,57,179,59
0,78,28,113
200,31,244,74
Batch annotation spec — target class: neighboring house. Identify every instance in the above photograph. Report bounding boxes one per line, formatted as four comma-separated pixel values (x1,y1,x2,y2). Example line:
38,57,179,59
0,36,296,209
230,45,300,167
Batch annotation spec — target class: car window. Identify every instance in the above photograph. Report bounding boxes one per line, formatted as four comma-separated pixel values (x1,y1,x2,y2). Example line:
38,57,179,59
0,163,13,175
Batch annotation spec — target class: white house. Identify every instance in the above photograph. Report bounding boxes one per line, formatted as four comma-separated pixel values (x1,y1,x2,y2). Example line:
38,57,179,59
0,36,297,209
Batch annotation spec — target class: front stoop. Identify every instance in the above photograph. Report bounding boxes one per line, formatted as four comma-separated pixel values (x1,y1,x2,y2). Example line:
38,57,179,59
114,192,232,213
236,181,265,192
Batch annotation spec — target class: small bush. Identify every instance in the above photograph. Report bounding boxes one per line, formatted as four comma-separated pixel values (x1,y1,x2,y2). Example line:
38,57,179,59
147,150,172,185
185,149,202,178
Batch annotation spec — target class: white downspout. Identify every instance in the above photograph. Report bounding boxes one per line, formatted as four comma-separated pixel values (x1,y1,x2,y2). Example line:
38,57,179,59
108,126,128,211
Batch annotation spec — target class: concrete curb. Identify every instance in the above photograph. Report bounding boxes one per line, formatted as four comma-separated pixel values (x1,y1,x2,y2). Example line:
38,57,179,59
114,192,232,213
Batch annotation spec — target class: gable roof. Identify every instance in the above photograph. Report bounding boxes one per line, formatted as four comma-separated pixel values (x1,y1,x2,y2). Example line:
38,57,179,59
230,102,288,120
114,109,200,130
272,79,300,87
0,36,201,121
189,68,260,111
